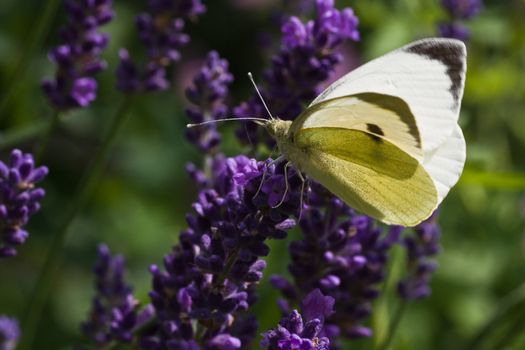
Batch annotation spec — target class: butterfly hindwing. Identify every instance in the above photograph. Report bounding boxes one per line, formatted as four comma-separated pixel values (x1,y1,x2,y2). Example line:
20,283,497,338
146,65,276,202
294,127,438,226
422,124,466,203
309,38,467,152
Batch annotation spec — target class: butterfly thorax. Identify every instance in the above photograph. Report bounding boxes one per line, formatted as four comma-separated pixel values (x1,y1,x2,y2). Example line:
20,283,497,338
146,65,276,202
266,119,307,170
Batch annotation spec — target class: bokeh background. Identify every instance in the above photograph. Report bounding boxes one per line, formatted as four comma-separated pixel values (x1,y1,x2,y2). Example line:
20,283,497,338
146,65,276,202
1,0,525,349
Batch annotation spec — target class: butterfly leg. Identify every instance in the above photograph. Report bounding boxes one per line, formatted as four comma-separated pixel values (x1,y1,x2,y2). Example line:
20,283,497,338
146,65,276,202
254,155,286,199
296,170,306,221
272,161,292,209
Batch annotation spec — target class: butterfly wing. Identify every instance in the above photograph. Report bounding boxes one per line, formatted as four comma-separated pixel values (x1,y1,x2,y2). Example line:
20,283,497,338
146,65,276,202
309,38,466,153
421,124,466,203
290,93,424,161
294,127,438,226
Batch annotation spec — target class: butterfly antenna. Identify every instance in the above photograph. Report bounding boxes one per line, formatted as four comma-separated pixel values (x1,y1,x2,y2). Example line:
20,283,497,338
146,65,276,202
248,72,275,120
186,117,268,128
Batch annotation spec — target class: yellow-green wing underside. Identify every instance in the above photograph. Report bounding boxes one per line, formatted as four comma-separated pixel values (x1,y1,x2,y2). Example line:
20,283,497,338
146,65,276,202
290,93,423,161
295,127,438,226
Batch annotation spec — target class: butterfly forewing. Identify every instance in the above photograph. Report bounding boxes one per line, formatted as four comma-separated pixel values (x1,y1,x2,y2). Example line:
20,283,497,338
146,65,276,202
309,38,466,152
290,93,423,161
294,127,438,226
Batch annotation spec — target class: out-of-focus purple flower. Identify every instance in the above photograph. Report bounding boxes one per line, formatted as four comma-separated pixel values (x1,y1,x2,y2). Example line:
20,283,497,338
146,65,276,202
441,0,482,19
82,244,154,346
397,214,440,300
438,22,471,41
234,0,359,146
185,51,234,153
116,0,206,92
438,0,482,41
42,0,114,109
0,149,48,258
261,289,332,350
0,316,20,350
271,184,401,342
141,155,301,349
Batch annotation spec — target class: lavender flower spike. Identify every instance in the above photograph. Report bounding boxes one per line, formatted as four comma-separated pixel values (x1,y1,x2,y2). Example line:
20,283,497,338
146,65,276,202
82,244,153,346
438,0,482,41
185,51,234,153
0,316,20,350
116,0,206,92
261,289,333,350
397,213,440,300
0,149,48,258
42,0,114,109
142,155,301,349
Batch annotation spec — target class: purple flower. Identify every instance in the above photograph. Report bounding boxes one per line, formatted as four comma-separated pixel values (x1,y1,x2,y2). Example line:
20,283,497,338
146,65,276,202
82,244,154,346
234,0,359,146
397,214,440,300
0,149,48,258
42,0,114,109
441,0,482,19
141,155,302,349
0,316,20,350
116,0,206,92
438,22,471,41
438,0,482,41
261,289,332,350
271,184,401,342
185,51,234,153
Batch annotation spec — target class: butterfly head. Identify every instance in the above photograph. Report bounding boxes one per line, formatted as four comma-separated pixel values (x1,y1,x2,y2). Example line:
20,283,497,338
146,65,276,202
265,119,292,142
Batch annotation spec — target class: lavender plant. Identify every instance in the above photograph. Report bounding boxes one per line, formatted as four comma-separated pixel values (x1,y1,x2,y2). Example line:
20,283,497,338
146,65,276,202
0,316,20,350
41,0,114,109
438,0,482,41
82,244,153,347
184,51,234,154
116,0,206,92
0,149,48,258
397,214,440,300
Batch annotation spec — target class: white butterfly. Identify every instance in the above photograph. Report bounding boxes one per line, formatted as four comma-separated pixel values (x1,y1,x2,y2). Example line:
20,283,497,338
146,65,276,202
264,38,467,226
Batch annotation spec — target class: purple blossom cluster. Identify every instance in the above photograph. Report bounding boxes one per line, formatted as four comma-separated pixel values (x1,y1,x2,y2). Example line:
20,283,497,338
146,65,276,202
271,184,401,342
185,51,234,153
0,316,20,350
116,0,206,92
261,289,333,350
42,0,114,109
82,244,153,346
141,155,302,349
438,0,482,41
234,0,359,146
397,214,440,300
0,149,48,258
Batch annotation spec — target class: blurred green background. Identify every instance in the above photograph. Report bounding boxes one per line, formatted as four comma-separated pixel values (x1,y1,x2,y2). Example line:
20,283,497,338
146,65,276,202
0,0,525,349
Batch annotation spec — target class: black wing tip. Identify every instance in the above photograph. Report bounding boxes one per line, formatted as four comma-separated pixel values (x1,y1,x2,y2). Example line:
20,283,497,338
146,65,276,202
403,38,466,108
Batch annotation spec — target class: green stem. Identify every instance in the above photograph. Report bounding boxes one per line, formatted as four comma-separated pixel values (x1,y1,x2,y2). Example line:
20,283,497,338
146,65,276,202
0,0,62,120
465,282,525,350
35,110,61,162
19,97,133,350
376,300,407,350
